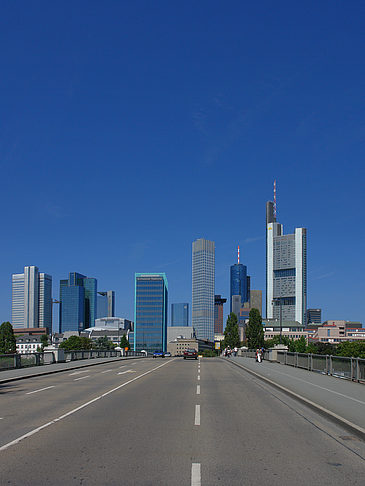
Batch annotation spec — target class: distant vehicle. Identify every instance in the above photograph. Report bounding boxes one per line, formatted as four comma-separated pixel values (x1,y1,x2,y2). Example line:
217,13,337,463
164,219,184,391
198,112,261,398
184,349,198,360
164,352,171,357
153,350,165,358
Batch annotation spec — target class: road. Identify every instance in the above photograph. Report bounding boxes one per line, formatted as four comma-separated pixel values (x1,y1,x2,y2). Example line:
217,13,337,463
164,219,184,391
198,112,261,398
0,357,364,485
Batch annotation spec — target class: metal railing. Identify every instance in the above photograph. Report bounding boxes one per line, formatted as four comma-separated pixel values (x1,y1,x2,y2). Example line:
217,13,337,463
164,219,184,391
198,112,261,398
0,349,145,371
237,349,365,383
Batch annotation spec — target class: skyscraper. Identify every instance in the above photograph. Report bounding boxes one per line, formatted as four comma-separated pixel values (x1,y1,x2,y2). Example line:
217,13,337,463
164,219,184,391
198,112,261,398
97,291,115,318
214,295,226,334
230,264,250,312
59,272,97,332
12,266,52,332
266,198,307,325
192,238,215,342
171,303,189,326
134,273,168,352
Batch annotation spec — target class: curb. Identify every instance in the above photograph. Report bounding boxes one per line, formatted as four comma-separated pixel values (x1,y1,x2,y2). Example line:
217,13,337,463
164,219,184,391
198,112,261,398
224,357,365,441
0,357,146,385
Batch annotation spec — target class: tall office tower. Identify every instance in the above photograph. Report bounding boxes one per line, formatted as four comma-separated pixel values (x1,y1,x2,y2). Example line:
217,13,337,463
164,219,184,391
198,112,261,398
266,199,307,324
59,272,97,332
134,273,168,352
192,238,215,342
214,295,226,334
97,291,115,318
230,264,250,312
12,266,52,332
171,303,189,326
307,308,321,324
249,290,262,316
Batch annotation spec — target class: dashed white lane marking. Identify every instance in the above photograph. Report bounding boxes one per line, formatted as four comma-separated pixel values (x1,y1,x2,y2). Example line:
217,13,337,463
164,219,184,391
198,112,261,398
74,375,90,381
196,385,200,395
69,370,89,376
197,375,200,381
100,369,113,374
195,405,200,426
119,365,126,369
0,360,172,452
191,463,201,486
26,386,55,395
117,370,136,375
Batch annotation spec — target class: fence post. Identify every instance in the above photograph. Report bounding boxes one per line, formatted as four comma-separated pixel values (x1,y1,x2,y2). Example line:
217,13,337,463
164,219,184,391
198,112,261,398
14,354,21,368
329,355,333,376
356,358,360,382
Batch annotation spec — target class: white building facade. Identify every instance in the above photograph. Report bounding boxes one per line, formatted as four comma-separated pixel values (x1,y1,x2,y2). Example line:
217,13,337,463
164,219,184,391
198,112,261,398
12,266,52,331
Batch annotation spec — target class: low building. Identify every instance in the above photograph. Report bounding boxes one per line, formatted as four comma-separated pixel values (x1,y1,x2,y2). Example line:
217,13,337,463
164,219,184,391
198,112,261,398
167,337,213,356
16,334,43,353
94,317,133,331
315,321,364,343
263,319,308,341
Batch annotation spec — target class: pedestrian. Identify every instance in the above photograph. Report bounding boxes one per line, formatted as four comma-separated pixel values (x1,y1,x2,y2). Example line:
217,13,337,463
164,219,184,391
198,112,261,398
234,346,238,357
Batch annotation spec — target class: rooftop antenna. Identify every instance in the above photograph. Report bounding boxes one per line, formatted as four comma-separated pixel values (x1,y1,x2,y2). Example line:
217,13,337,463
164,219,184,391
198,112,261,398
273,180,277,219
238,245,240,264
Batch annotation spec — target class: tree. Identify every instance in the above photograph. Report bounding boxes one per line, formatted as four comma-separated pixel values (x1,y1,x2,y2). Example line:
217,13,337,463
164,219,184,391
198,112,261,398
40,334,49,350
93,336,114,350
246,308,264,349
59,335,92,351
120,334,130,350
224,313,240,348
336,341,365,359
0,322,16,354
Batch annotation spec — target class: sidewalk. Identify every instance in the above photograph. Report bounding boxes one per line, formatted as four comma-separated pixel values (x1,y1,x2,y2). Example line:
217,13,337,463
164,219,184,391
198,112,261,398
226,356,365,436
0,356,144,384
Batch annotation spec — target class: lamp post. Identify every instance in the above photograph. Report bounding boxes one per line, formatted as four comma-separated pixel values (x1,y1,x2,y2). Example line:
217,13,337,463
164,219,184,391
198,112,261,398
272,298,283,344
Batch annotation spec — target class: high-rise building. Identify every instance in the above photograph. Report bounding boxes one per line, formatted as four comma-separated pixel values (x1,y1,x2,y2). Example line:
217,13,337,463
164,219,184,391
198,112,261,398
97,290,115,318
12,266,52,332
307,308,321,324
192,238,215,342
266,200,307,325
134,273,168,352
59,272,97,333
214,295,226,334
230,264,250,312
171,303,189,326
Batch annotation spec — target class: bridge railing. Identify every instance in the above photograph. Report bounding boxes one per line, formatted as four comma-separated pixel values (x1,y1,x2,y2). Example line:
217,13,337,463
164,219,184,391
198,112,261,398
238,350,365,383
0,349,145,371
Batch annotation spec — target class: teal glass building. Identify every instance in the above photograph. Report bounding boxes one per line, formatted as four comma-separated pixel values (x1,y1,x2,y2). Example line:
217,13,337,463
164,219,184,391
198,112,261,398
134,273,168,353
59,272,97,332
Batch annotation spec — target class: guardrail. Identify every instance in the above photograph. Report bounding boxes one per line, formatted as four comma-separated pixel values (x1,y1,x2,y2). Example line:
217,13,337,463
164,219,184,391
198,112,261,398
238,350,365,383
0,349,145,371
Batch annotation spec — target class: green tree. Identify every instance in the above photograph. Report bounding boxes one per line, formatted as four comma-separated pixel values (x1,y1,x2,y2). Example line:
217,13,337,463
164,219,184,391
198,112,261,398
0,322,16,354
120,334,130,350
246,308,264,349
336,341,365,359
59,335,92,351
93,336,114,350
223,313,240,348
40,334,49,350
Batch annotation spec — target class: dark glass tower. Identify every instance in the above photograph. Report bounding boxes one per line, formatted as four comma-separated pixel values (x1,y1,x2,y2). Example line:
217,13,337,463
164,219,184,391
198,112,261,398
230,264,249,312
171,303,189,326
59,272,97,332
134,273,168,352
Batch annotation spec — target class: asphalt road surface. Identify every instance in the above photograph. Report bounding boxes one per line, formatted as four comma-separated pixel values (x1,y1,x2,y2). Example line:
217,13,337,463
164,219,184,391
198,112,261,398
0,357,364,485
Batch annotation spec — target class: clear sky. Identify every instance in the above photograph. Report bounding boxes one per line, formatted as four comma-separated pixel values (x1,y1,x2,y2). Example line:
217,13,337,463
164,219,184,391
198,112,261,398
1,1,364,331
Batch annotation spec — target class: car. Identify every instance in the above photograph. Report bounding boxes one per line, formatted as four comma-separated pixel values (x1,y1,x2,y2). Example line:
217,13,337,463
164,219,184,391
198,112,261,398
153,350,165,358
164,352,172,357
183,348,198,359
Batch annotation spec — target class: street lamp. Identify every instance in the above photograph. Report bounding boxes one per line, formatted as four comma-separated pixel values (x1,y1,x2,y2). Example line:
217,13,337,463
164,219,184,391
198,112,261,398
272,298,283,344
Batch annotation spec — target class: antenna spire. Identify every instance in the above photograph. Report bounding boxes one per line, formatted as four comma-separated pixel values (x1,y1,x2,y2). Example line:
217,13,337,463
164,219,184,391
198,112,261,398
238,245,240,264
273,180,277,219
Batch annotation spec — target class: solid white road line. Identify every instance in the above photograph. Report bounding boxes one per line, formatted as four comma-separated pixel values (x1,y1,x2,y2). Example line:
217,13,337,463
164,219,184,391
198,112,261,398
26,386,55,395
117,370,136,375
195,405,200,426
0,360,172,452
74,375,90,381
196,385,200,395
191,463,201,486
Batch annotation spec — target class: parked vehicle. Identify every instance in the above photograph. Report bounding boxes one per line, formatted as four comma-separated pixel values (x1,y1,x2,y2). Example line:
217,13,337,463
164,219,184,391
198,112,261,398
153,350,165,358
164,352,172,357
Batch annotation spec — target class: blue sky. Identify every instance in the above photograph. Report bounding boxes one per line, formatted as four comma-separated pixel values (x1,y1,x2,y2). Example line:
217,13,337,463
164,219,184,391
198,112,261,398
1,1,364,330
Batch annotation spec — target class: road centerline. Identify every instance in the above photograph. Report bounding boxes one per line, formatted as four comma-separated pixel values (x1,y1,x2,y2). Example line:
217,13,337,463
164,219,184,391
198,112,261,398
26,386,55,395
195,405,200,425
196,385,200,395
74,375,90,381
191,463,201,486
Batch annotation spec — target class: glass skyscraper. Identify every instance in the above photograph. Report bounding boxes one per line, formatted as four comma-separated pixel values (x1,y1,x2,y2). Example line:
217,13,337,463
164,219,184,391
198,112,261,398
59,272,97,332
266,201,307,324
192,238,215,342
230,264,250,313
97,290,115,318
171,303,189,326
134,273,168,353
12,266,52,332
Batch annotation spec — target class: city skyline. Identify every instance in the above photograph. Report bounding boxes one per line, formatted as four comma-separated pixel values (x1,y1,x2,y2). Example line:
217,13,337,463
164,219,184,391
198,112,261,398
1,2,364,328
